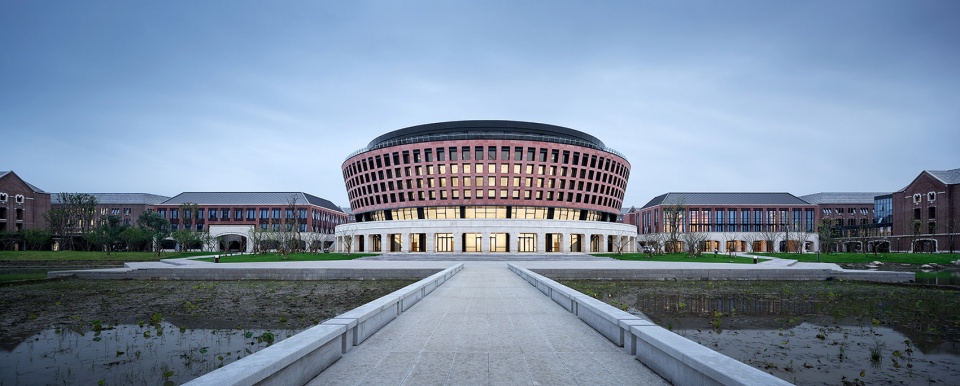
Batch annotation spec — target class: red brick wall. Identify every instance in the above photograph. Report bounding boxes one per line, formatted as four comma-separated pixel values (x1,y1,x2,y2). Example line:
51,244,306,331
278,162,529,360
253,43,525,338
342,139,630,216
0,172,51,232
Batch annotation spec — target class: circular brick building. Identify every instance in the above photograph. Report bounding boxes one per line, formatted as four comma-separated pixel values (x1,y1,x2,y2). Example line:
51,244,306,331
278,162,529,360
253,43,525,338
336,120,636,254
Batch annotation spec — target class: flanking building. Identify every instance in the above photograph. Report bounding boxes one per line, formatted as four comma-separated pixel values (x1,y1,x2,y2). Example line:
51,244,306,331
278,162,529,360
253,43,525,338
0,171,50,234
153,192,348,253
336,120,636,254
799,192,888,252
888,168,959,253
51,193,170,228
634,192,818,253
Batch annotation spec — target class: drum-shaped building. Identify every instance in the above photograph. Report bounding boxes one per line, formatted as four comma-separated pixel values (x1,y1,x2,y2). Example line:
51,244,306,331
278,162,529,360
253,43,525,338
336,120,636,254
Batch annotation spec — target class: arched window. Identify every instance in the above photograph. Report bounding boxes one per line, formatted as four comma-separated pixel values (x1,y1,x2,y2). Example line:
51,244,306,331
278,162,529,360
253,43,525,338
15,194,24,204
928,191,937,202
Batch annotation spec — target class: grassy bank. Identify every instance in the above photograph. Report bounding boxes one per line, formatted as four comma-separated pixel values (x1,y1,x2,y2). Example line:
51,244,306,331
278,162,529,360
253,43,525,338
192,253,376,263
593,252,767,264
753,252,959,264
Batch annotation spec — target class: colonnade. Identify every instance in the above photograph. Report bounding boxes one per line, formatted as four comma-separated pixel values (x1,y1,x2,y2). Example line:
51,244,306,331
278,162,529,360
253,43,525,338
334,219,638,254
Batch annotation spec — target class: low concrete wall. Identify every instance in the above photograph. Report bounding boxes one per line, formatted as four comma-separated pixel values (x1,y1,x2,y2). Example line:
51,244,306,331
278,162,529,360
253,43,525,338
527,267,913,283
508,264,791,386
184,263,463,386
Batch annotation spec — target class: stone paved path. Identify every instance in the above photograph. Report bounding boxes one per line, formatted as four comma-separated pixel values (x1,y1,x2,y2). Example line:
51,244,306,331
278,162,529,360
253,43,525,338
307,266,669,386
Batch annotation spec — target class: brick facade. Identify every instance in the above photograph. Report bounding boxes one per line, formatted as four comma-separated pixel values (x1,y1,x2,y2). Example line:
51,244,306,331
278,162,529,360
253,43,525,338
0,171,51,233
889,170,960,252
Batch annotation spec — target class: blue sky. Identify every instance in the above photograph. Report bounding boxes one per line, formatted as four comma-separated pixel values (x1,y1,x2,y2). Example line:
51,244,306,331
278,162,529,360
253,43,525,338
2,1,958,209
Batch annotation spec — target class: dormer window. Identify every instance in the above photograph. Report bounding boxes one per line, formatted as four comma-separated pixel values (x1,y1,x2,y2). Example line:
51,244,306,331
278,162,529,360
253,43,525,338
0,192,6,202
15,194,24,204
913,193,922,204
928,192,936,202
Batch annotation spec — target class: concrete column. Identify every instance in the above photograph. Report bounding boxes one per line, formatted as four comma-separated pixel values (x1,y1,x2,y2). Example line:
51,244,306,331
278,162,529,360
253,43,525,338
481,232,490,253
561,233,569,253
379,233,386,253
400,233,408,253
426,232,435,253
455,232,463,253
537,231,546,253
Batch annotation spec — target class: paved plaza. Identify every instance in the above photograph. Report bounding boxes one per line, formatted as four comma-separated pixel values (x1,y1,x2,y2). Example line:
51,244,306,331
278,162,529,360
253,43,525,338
307,265,670,386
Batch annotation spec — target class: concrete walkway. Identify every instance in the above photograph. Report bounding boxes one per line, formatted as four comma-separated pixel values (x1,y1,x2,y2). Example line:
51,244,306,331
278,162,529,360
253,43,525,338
307,265,669,386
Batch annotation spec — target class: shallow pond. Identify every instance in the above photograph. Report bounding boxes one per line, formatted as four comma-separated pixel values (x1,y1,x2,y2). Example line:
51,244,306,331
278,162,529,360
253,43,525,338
0,320,300,385
563,280,960,386
915,271,960,286
669,318,959,385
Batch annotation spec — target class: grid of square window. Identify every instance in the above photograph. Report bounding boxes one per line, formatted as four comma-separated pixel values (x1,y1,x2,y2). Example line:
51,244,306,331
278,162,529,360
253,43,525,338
342,141,629,216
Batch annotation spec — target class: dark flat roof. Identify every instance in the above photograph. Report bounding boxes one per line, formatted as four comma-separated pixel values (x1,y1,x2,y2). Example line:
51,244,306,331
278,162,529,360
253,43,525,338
366,120,607,151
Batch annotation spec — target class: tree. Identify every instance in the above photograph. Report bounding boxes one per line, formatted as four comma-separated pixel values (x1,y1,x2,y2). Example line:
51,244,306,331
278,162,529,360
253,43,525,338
681,231,708,257
171,229,202,252
816,218,836,254
303,231,324,253
663,198,687,253
720,232,742,255
119,226,151,252
23,228,51,251
65,193,98,240
249,225,267,254
611,229,630,255
759,228,780,253
138,211,171,257
0,232,20,251
792,231,812,254
907,217,923,253
87,215,126,254
335,226,356,254
200,229,219,253
940,217,958,254
46,193,98,250
283,194,305,256
43,208,70,250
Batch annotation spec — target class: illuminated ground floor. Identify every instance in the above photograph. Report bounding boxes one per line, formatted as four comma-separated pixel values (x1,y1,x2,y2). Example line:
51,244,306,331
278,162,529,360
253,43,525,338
334,219,637,254
637,231,820,254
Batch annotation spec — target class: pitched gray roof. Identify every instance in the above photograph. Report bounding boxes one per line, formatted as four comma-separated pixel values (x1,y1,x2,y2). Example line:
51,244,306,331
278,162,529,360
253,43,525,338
161,192,343,212
641,192,811,209
51,193,170,205
799,192,889,205
0,171,46,193
926,168,960,185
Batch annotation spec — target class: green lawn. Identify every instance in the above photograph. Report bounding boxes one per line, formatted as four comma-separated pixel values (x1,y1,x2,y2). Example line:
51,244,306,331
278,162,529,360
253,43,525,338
752,252,960,265
192,253,377,263
593,253,767,264
0,271,49,282
0,250,214,261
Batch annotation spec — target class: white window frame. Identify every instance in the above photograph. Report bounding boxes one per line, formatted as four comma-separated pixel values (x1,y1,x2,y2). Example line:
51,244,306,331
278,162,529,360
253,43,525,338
928,191,936,202
15,194,24,204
